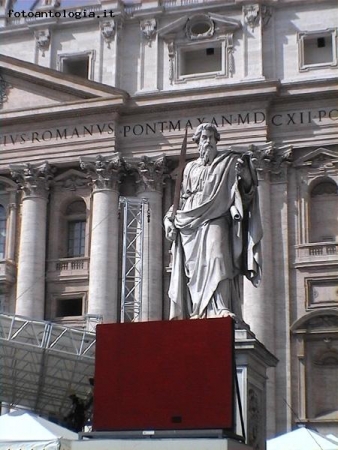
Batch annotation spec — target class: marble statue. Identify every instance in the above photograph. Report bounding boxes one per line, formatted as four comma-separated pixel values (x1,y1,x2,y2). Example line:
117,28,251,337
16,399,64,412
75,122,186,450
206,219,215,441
164,123,262,321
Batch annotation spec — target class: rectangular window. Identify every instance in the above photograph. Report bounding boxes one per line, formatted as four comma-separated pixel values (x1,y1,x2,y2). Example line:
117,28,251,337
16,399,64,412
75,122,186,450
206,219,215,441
62,56,89,79
67,221,86,257
57,51,95,80
299,29,337,71
56,297,83,318
180,45,222,76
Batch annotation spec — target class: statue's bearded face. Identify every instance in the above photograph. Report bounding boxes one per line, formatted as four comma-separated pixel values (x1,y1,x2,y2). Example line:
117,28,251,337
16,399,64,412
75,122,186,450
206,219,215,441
199,129,217,165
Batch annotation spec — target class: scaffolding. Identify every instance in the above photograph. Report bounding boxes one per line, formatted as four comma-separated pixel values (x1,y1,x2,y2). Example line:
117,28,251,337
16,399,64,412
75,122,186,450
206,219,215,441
0,313,96,420
119,197,147,323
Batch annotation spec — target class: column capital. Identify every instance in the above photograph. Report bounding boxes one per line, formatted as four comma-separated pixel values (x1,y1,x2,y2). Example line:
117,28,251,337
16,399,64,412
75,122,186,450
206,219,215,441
10,162,54,198
248,142,292,178
80,153,125,192
129,155,169,195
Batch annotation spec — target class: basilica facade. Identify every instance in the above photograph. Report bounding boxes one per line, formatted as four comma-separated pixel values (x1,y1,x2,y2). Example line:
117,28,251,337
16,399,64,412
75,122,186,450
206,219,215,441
0,0,337,440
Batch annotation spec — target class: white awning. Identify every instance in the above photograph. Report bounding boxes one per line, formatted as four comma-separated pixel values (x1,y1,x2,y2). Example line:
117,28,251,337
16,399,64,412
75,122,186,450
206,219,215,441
267,427,338,450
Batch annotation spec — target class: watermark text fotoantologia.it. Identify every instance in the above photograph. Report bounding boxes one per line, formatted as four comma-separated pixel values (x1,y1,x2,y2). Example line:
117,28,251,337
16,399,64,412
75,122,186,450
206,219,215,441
8,9,116,19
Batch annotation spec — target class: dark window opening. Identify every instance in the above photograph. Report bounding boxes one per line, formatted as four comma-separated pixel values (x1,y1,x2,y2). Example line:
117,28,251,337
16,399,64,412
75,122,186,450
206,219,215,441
317,37,326,48
56,298,83,317
63,57,89,79
206,48,215,56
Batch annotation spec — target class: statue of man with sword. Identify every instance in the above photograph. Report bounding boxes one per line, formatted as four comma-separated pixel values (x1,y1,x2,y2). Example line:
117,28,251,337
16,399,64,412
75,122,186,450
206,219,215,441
164,123,263,322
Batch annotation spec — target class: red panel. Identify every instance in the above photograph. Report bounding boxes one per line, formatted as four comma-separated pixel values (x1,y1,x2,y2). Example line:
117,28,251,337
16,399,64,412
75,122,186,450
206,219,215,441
93,317,234,431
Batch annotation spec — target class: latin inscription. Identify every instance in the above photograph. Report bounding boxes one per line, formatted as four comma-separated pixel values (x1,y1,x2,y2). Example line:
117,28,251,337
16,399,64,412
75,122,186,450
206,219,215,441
0,108,337,147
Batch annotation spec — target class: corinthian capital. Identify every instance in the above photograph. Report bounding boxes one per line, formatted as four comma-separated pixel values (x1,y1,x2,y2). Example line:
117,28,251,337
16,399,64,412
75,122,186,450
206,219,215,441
10,162,54,198
247,142,292,178
130,155,169,194
80,153,125,191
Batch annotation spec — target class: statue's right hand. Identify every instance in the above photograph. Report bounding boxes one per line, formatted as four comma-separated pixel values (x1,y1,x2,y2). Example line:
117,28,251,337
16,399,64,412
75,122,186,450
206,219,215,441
164,217,178,242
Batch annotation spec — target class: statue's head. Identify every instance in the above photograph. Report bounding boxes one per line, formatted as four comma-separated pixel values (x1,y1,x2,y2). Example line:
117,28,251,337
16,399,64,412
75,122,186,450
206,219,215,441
192,123,220,165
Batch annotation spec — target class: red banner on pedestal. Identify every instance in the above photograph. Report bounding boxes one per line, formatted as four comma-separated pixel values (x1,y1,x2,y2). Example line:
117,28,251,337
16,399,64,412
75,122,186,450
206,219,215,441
93,317,234,432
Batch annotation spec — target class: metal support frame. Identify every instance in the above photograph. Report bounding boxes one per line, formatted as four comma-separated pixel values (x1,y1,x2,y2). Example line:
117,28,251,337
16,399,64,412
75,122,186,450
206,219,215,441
120,197,147,323
0,313,96,419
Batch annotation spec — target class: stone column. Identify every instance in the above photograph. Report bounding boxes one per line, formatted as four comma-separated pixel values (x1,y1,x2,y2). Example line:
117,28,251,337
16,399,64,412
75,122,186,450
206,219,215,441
134,156,168,321
80,154,124,323
243,169,273,348
10,163,53,319
242,145,292,437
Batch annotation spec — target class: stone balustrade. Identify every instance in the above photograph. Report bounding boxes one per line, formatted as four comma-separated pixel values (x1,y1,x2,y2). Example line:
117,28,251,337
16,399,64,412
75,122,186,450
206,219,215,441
47,257,89,281
0,260,16,284
294,243,338,267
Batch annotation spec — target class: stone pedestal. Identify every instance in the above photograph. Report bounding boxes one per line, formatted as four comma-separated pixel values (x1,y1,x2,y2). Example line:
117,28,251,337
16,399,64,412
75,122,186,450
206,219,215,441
235,328,278,450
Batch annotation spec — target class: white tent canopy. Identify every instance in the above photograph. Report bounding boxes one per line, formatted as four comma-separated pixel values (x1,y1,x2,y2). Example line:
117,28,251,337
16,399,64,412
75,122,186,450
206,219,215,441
0,410,78,450
267,427,338,450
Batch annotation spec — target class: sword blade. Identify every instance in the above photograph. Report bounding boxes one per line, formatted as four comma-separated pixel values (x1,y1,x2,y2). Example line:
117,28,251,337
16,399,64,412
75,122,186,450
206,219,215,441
171,127,188,220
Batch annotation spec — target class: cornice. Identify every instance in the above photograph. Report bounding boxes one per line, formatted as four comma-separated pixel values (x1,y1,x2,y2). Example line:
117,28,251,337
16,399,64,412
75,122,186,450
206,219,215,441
0,54,128,99
0,97,125,126
125,80,280,113
278,77,338,100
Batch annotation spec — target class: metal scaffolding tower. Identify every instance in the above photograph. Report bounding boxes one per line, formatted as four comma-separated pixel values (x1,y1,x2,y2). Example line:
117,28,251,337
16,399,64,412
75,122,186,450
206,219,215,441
119,197,147,323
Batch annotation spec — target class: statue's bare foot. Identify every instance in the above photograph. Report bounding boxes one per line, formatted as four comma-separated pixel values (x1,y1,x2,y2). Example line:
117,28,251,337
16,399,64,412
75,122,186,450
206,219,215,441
218,310,236,319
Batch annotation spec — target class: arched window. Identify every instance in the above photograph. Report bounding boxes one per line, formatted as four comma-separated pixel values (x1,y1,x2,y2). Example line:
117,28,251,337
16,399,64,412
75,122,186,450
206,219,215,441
309,179,338,243
0,205,6,259
65,200,86,258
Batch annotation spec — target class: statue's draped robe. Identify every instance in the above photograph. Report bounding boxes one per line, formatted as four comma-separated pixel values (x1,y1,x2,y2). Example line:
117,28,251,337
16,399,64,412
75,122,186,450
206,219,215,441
168,150,262,320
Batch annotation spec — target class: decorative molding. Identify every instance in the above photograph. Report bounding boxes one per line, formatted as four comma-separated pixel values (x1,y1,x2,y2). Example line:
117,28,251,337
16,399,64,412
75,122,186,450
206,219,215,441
140,18,157,47
158,14,241,84
226,34,234,76
54,169,88,191
294,147,338,169
10,162,55,198
168,40,175,85
34,29,51,57
129,156,169,194
0,73,11,108
307,315,338,330
100,20,115,48
80,154,125,192
306,278,338,309
243,4,260,31
247,387,262,450
185,14,214,41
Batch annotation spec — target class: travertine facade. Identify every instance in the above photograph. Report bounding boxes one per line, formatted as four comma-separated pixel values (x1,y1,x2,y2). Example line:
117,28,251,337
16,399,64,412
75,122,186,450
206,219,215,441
0,0,337,442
